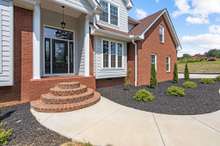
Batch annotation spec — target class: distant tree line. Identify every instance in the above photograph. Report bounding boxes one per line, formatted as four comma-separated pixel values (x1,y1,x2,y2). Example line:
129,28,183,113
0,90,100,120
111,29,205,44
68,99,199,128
178,49,220,63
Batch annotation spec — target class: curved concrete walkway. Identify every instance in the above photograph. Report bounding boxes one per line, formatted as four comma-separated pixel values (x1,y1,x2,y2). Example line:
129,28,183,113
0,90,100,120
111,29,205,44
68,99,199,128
31,97,220,146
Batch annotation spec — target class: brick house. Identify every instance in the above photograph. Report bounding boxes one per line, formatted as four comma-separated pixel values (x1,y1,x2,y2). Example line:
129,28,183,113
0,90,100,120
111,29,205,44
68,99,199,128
0,0,181,103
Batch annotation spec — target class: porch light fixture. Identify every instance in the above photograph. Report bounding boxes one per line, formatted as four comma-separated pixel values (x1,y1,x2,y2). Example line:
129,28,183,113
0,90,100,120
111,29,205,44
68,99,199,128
61,6,66,29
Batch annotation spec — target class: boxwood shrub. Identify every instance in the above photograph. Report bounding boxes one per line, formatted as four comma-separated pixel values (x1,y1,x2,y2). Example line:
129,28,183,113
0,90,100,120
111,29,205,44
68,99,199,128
200,78,215,84
166,86,185,97
216,76,220,82
183,81,197,88
133,89,155,102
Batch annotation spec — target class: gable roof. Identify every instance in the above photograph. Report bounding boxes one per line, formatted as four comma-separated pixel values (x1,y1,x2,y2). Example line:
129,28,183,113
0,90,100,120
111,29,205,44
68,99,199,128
129,9,181,49
128,16,140,25
129,9,164,36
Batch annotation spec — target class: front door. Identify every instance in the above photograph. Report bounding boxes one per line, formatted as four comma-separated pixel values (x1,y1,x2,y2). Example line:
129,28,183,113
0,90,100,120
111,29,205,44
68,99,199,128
52,39,68,74
44,26,75,75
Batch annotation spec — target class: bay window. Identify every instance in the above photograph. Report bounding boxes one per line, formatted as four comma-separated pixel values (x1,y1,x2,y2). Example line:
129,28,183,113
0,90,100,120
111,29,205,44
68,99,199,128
99,0,119,26
102,40,123,68
103,40,109,68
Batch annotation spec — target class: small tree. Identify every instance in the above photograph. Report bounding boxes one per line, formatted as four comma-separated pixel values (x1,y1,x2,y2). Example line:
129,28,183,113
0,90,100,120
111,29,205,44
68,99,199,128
150,64,157,88
173,63,178,83
184,63,190,81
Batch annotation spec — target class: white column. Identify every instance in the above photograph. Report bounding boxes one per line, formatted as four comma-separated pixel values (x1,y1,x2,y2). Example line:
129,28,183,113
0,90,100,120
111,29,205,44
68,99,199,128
33,1,41,79
84,15,90,76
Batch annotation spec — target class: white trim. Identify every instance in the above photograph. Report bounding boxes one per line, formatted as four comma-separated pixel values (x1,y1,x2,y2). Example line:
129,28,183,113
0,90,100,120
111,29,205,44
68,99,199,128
98,0,119,27
33,1,41,79
166,56,171,73
9,0,14,85
159,25,165,43
84,15,90,76
42,25,76,76
151,54,157,71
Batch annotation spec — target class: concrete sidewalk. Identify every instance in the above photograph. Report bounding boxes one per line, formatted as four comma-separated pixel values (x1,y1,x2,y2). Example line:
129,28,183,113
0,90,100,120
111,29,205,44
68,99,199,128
31,97,220,146
179,73,220,79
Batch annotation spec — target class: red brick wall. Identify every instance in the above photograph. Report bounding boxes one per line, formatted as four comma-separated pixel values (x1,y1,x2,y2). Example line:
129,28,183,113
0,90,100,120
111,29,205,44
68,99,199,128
96,78,125,88
89,35,94,76
127,43,135,84
138,16,177,85
128,16,177,86
0,6,96,103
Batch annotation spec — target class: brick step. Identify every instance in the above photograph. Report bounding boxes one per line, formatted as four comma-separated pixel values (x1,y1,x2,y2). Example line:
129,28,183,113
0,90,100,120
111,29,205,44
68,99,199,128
49,85,87,96
31,92,101,113
57,82,80,89
41,88,94,104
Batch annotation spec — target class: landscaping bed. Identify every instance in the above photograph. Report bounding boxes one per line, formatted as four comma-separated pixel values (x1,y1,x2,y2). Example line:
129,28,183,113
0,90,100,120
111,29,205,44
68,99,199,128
98,79,220,115
0,104,71,146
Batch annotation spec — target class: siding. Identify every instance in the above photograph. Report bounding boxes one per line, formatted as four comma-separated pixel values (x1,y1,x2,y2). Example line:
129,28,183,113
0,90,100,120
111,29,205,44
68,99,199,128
0,0,13,86
94,36,127,79
97,0,128,33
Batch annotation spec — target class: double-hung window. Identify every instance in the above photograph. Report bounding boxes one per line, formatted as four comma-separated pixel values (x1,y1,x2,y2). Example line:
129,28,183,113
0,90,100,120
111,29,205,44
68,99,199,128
151,54,157,71
99,0,119,26
110,4,118,25
166,57,171,72
159,25,165,43
100,0,109,23
102,40,123,68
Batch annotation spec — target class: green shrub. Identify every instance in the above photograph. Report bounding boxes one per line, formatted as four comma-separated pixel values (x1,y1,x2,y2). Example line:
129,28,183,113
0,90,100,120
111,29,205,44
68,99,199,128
216,76,220,81
173,63,178,83
166,86,185,97
183,81,197,88
150,64,157,88
200,78,215,84
0,122,13,145
133,89,155,102
184,63,190,81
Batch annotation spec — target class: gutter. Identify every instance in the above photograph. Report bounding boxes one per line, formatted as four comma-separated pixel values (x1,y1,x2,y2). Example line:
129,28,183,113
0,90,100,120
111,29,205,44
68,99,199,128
132,39,138,86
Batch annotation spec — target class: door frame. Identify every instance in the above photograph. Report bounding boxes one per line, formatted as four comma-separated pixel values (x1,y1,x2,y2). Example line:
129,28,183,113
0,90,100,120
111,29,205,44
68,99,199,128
42,25,76,76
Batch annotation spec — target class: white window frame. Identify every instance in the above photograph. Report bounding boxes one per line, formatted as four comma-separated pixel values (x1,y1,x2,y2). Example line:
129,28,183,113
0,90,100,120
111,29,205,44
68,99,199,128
166,56,171,73
159,25,165,43
99,0,119,26
151,54,157,71
102,39,124,69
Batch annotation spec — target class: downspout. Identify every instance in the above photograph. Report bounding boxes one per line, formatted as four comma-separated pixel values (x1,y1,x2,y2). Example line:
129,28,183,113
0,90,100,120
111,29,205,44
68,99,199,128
132,39,138,86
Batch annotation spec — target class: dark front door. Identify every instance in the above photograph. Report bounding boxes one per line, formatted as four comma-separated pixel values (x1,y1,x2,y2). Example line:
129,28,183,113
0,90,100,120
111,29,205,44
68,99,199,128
52,39,68,74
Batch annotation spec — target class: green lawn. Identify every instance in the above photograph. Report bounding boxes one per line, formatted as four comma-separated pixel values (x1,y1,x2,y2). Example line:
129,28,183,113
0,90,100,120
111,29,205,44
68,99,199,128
178,59,220,73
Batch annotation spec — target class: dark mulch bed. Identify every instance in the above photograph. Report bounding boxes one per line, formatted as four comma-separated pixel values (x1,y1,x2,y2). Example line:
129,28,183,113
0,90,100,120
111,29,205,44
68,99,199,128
0,104,71,146
98,79,220,115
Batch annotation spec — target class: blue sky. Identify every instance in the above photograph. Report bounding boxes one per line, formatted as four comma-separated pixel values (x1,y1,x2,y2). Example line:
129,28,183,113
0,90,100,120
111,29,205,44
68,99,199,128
128,0,220,57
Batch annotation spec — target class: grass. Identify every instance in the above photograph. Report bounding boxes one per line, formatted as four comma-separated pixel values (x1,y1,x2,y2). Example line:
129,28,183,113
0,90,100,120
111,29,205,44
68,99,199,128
178,59,220,73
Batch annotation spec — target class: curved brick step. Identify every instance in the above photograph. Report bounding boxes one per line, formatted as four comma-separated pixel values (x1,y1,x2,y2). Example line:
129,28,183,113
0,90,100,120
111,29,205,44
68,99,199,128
57,82,80,89
31,92,101,113
41,88,95,104
49,85,87,96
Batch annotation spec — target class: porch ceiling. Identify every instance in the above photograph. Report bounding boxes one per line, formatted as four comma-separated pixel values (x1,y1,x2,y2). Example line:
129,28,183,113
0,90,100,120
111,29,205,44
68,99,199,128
41,0,83,18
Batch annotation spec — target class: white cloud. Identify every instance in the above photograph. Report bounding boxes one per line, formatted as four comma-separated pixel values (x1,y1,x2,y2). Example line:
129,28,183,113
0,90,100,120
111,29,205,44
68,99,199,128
179,27,220,56
209,25,220,34
173,0,220,24
135,8,148,19
155,0,159,3
186,15,209,24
